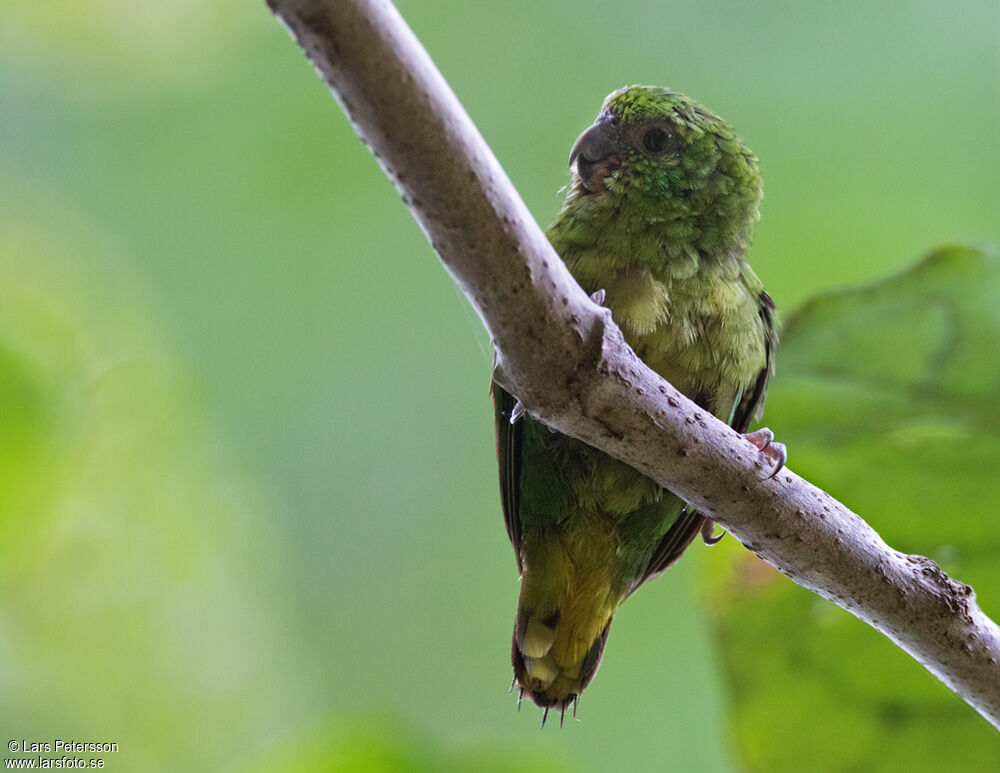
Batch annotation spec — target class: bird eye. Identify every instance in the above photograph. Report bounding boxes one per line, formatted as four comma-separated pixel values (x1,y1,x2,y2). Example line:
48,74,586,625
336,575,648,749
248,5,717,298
642,127,671,154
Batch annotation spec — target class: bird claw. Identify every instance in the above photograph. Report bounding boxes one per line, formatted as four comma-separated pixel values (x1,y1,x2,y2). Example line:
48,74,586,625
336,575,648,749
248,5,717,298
590,288,606,306
509,399,526,425
742,427,787,479
763,443,787,479
701,519,725,545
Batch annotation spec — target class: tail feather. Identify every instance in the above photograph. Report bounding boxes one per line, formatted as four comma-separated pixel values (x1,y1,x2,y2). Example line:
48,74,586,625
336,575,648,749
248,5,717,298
513,616,613,710
511,549,620,709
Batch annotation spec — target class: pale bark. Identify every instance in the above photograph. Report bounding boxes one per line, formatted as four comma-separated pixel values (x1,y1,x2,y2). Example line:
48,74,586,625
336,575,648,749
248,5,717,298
266,0,1000,729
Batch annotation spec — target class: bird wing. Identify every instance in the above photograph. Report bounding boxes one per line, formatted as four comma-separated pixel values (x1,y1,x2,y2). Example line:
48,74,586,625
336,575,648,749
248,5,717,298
637,282,777,586
632,507,706,590
491,380,523,573
731,288,777,433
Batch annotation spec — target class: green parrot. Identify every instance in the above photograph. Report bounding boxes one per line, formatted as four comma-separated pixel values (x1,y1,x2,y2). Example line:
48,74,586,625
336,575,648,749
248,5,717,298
492,85,784,723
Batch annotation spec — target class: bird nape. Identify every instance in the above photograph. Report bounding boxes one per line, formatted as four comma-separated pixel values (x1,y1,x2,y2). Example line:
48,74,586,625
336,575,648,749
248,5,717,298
491,85,785,723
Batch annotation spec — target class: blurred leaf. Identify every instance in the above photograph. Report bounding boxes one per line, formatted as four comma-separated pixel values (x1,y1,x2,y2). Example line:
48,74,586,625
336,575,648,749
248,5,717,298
705,245,1000,771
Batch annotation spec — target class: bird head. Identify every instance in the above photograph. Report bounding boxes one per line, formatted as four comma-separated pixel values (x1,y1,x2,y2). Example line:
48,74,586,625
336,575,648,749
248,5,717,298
565,85,762,258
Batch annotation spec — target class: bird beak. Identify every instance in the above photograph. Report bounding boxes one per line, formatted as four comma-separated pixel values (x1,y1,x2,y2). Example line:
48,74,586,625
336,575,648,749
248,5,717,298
568,115,618,168
568,115,620,193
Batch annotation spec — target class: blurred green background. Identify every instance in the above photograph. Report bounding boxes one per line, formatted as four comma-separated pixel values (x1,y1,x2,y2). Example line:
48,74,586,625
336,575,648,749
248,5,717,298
1,1,997,771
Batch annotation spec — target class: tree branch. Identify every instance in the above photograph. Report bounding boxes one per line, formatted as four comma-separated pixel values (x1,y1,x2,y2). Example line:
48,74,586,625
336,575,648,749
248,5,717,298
266,0,1000,729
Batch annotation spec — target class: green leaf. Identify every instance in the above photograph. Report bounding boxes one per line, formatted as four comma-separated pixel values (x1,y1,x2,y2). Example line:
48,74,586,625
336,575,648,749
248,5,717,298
704,245,1000,771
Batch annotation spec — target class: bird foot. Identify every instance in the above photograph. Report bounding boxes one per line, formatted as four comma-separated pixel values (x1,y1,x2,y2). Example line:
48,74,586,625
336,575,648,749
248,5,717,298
701,519,725,545
509,399,526,425
590,288,606,305
742,428,787,479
